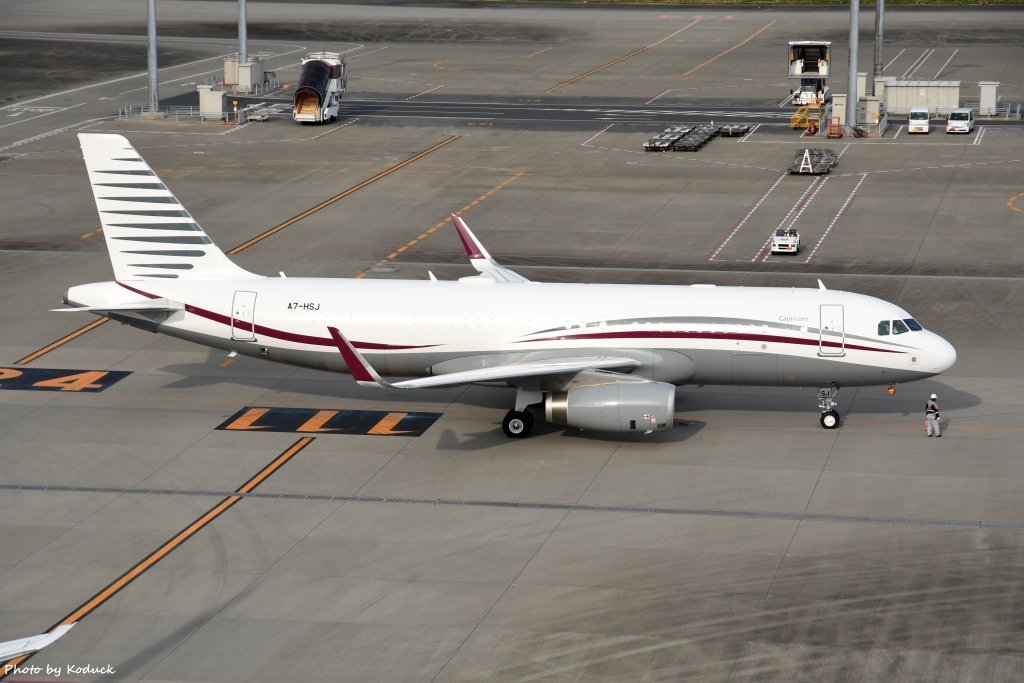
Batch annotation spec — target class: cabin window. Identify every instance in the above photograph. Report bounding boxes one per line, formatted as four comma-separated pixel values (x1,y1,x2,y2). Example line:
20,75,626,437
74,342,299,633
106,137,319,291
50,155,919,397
904,318,922,331
877,320,890,336
892,319,910,335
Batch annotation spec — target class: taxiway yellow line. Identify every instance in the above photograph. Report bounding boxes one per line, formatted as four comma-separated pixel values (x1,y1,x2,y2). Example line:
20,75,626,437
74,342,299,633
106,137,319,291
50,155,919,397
0,436,314,679
547,18,703,94
227,135,460,254
14,317,110,366
356,170,525,278
680,21,776,77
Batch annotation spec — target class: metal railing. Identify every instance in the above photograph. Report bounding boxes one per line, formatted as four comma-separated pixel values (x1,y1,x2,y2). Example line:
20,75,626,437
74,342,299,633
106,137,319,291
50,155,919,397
118,104,276,124
229,72,280,96
118,105,203,120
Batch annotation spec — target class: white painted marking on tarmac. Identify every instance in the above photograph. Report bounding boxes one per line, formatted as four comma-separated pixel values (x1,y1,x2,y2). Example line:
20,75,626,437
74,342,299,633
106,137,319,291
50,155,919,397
893,125,903,140
738,123,761,142
759,176,829,262
933,49,959,79
0,53,237,109
884,48,906,71
311,117,361,139
901,49,934,79
0,102,84,130
707,172,787,262
581,124,615,146
347,47,388,59
0,116,111,152
219,122,250,135
586,143,778,173
644,89,672,105
777,93,793,107
973,127,986,145
405,85,444,100
804,173,867,263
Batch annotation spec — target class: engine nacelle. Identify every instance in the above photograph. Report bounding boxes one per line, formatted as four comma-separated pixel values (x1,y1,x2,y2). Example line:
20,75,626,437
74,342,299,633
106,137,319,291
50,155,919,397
545,381,676,433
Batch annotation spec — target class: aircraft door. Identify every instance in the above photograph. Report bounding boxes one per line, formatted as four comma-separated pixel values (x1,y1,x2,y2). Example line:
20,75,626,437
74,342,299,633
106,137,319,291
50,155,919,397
231,291,257,341
818,304,844,356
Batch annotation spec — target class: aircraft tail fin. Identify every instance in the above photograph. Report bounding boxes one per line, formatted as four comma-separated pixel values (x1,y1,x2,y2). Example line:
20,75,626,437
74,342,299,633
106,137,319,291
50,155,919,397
78,134,256,282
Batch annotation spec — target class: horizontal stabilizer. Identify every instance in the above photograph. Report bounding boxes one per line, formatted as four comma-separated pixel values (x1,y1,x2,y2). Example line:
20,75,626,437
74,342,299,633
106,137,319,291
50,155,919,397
0,623,74,660
329,326,638,389
51,298,183,313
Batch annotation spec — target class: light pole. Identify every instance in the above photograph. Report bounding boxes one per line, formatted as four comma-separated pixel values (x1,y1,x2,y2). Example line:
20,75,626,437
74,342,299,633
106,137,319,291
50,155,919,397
147,0,159,113
238,0,248,66
846,0,859,130
872,0,885,96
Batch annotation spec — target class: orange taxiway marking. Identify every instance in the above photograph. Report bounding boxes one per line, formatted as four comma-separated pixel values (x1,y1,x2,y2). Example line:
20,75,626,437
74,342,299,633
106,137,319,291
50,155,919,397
14,317,110,366
0,437,314,678
356,170,525,278
547,18,703,93
680,21,776,77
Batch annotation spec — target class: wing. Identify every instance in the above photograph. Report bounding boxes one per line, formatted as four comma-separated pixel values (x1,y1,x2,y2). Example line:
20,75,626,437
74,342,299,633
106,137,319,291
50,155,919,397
0,624,74,660
451,213,530,284
328,327,638,389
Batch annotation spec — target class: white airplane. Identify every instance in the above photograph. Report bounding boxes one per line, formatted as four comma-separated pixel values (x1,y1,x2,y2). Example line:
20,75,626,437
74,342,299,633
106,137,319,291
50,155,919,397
60,134,956,438
0,623,74,660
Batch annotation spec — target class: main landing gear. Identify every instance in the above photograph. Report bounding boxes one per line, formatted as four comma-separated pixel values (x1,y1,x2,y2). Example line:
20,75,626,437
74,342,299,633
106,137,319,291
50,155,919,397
502,410,534,438
818,385,840,429
502,388,543,439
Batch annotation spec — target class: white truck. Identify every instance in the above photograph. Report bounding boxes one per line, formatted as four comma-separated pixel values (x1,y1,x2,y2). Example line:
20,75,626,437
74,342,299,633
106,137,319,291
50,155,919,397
293,52,347,124
792,78,830,107
771,227,801,255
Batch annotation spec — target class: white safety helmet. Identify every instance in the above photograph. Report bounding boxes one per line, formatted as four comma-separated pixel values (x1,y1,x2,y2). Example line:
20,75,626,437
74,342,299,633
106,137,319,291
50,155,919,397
930,394,938,400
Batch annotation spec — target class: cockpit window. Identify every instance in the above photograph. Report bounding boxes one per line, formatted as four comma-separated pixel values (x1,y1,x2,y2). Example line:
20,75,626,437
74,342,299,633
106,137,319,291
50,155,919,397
878,320,890,336
892,319,910,335
903,318,922,331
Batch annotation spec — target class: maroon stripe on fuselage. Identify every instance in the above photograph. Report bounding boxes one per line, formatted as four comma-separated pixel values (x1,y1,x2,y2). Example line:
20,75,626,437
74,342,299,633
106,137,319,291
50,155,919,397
116,281,436,351
519,330,904,354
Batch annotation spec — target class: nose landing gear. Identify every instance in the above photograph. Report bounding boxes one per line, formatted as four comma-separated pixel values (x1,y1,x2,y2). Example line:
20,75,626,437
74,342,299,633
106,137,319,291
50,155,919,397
818,385,840,429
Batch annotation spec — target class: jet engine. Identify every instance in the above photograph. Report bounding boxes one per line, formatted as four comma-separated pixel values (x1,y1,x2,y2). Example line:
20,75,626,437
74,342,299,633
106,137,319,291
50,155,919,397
544,381,676,433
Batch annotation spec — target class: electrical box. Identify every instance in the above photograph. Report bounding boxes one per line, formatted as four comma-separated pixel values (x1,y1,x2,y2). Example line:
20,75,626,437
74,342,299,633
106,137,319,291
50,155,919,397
197,84,223,121
979,81,999,116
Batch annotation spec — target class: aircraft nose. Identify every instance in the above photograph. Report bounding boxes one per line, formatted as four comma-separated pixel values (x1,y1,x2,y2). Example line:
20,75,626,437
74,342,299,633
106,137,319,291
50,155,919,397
930,334,957,373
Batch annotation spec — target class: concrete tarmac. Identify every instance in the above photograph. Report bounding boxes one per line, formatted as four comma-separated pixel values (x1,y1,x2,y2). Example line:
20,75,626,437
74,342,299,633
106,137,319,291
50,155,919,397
1,3,1024,682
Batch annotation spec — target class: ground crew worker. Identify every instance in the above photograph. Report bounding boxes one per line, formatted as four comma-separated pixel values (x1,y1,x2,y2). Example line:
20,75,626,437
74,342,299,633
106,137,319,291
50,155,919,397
925,393,941,437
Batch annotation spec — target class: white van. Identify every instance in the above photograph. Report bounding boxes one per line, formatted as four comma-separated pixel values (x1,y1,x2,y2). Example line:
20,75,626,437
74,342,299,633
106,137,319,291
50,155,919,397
946,108,974,134
908,106,930,134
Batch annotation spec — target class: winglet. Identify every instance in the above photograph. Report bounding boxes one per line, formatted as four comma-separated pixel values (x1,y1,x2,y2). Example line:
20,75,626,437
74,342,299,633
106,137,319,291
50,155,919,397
451,213,491,261
449,213,530,284
327,327,394,389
